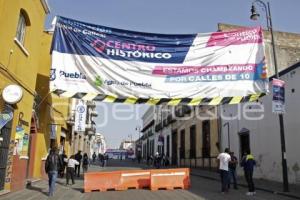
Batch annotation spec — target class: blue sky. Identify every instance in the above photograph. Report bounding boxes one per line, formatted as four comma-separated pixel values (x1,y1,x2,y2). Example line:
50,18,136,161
46,0,300,148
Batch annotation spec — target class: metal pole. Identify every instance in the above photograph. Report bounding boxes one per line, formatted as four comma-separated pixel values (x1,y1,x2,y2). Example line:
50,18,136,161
227,123,230,150
267,2,289,192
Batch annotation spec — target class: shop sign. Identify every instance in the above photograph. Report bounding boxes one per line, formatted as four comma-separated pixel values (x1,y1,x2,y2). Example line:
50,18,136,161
2,84,23,104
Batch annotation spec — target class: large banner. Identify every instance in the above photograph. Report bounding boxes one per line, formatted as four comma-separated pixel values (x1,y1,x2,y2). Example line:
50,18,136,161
50,16,268,105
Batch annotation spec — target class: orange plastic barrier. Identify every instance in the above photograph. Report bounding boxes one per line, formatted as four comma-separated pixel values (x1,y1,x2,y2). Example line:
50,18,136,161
84,168,190,192
120,170,151,189
150,168,190,191
84,171,123,192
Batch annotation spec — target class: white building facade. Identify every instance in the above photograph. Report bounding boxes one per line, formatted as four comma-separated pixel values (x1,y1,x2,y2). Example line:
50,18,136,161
220,62,300,183
90,132,107,156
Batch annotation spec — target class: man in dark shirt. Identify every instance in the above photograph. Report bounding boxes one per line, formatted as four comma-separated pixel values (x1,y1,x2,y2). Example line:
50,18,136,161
229,151,238,189
45,148,62,196
74,151,82,177
59,150,67,178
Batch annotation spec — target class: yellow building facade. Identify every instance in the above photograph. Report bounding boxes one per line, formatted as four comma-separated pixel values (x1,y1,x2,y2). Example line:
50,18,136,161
0,0,72,193
32,31,72,180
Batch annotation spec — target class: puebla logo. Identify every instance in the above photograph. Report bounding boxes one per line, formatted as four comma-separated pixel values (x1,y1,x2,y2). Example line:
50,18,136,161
77,105,85,113
50,69,56,81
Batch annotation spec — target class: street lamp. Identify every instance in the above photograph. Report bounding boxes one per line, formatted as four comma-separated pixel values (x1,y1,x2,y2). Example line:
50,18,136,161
250,0,289,192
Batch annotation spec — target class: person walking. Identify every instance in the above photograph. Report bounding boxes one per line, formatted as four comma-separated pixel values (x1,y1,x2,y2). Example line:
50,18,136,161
59,150,67,178
241,150,256,196
154,152,161,169
217,148,231,194
162,153,166,167
74,151,82,177
103,153,108,167
92,152,97,163
65,155,79,185
82,153,89,172
99,153,104,167
165,155,170,167
45,148,62,197
137,152,142,164
97,153,101,166
228,151,238,189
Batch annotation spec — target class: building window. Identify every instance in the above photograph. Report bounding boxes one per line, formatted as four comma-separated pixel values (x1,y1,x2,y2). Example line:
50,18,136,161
166,135,170,157
190,125,196,159
16,10,30,45
202,120,210,158
180,129,185,159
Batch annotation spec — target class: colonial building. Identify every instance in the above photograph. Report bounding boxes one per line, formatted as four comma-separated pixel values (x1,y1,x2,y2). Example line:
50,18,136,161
221,62,300,183
140,106,155,159
219,24,300,183
67,99,97,157
0,0,52,193
140,105,220,168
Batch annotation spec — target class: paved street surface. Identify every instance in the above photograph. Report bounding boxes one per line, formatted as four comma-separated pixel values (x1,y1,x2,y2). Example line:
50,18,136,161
1,160,299,200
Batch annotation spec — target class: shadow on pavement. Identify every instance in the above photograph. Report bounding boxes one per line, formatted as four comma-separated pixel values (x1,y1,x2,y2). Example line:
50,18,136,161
26,185,48,196
56,178,85,193
72,187,84,193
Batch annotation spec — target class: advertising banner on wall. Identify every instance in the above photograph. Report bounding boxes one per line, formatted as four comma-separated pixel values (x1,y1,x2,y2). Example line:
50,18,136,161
0,112,13,130
21,134,29,156
50,124,57,139
15,126,29,156
50,16,268,105
74,101,87,132
272,78,285,113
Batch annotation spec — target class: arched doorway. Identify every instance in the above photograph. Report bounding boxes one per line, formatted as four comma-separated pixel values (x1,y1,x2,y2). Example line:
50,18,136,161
239,128,250,159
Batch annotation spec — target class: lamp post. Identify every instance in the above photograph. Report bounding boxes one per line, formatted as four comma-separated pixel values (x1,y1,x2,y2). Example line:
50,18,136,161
223,122,230,150
250,0,289,192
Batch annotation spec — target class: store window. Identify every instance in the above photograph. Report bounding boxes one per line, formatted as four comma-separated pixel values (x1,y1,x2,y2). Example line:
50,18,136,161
180,129,185,159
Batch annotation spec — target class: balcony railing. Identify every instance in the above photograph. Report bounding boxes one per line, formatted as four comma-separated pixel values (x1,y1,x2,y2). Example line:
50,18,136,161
87,130,96,136
148,130,154,137
90,110,98,117
155,123,162,132
85,123,96,132
87,101,96,108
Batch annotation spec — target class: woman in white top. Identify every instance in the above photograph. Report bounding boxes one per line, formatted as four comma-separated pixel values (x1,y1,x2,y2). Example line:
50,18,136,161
64,155,79,185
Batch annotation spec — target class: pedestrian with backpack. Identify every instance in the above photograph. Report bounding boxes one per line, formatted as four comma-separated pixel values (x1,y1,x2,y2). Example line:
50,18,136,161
241,150,257,196
45,147,63,197
82,153,89,172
